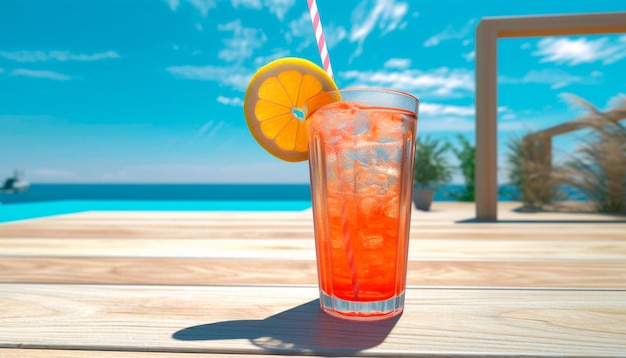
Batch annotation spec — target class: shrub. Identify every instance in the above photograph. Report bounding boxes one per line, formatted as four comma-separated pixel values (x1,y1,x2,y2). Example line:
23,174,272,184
451,134,475,201
413,136,453,188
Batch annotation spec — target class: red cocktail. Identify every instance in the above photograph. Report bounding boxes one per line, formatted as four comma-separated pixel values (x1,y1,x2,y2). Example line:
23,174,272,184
306,90,419,320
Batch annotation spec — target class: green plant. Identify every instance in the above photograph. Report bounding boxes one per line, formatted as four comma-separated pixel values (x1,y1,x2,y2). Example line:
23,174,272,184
505,133,564,211
451,134,475,201
413,136,453,188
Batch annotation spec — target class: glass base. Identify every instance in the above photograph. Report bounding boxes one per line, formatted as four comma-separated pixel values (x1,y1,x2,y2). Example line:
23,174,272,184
319,291,405,321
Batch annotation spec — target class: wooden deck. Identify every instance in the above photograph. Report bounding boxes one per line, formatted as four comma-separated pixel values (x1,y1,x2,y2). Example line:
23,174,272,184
1,202,625,357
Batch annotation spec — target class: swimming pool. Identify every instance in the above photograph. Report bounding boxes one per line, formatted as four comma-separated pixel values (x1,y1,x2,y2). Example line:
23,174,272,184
0,200,313,223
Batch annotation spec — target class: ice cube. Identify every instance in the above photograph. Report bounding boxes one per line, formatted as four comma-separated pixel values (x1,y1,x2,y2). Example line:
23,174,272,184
359,231,385,249
383,195,400,219
359,197,379,218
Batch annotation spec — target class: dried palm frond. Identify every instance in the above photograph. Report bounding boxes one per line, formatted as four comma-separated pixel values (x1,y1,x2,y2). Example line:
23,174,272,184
564,118,626,213
505,133,565,211
561,94,626,214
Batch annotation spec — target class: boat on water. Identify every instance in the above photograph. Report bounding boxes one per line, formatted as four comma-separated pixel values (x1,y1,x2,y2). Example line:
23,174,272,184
2,170,30,194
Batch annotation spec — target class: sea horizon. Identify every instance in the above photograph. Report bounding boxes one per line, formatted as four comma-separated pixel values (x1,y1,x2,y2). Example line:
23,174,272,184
0,182,577,206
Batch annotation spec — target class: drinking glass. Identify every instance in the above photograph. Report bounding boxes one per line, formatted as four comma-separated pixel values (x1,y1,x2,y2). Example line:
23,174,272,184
305,88,419,321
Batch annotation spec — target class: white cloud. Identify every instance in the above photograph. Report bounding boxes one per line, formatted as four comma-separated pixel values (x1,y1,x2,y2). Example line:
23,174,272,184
286,12,347,53
166,0,295,19
252,49,291,66
195,23,203,31
287,12,312,38
0,68,4,74
499,69,602,90
325,23,348,49
33,168,78,179
415,103,479,132
497,106,517,120
418,116,475,133
11,69,71,80
532,35,626,65
463,50,475,62
501,113,516,121
384,58,411,69
287,13,317,50
167,65,224,80
608,93,626,108
217,19,267,63
349,0,409,58
165,0,213,15
188,0,217,16
232,0,294,20
340,67,474,97
263,0,295,21
232,0,261,8
497,121,530,132
285,12,315,51
217,96,244,106
0,50,119,62
165,0,180,11
166,65,250,91
419,103,474,116
423,19,476,47
164,0,220,16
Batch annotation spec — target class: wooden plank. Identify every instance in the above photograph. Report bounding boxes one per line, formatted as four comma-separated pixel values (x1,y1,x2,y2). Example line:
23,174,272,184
475,19,500,221
0,348,278,358
0,238,316,259
1,237,625,260
486,12,626,38
1,284,625,357
2,224,626,240
1,202,624,239
0,258,318,286
2,257,626,288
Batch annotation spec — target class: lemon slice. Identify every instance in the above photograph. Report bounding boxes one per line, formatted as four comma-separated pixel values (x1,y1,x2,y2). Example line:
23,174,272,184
244,57,338,162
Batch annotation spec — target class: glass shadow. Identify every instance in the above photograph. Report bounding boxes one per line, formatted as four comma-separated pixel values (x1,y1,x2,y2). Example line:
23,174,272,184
172,299,400,355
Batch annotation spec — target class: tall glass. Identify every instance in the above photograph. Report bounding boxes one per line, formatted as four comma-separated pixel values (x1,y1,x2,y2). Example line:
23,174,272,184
305,89,419,321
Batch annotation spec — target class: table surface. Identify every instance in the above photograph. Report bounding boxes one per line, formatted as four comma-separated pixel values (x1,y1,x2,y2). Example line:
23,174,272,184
1,202,625,357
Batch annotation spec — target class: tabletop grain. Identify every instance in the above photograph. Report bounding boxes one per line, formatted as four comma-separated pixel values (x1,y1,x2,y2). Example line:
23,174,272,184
1,202,625,357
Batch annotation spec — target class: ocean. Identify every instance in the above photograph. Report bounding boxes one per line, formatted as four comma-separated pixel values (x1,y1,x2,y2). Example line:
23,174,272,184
1,183,591,223
0,184,318,223
0,183,521,205
0,184,313,204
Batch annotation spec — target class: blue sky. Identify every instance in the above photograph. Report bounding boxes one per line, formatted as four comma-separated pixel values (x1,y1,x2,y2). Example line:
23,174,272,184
1,0,625,184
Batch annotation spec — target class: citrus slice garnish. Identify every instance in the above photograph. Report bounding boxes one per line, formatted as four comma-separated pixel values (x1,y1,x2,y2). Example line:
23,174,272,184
244,57,338,162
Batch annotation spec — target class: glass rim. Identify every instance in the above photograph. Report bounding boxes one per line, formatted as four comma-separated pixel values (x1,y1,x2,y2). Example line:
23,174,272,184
304,87,419,118
312,87,419,104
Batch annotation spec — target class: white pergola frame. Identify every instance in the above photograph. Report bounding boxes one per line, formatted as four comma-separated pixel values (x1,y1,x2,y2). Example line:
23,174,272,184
474,12,626,220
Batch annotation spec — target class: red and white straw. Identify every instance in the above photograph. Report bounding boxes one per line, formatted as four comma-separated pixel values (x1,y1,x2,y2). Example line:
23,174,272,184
342,206,360,300
307,0,334,79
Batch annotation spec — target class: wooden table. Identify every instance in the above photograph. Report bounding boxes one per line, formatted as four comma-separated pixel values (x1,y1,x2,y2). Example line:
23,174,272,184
1,202,625,357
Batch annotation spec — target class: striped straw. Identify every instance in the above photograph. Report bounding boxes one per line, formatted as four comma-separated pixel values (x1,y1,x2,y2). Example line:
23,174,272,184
342,207,360,300
307,0,334,79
